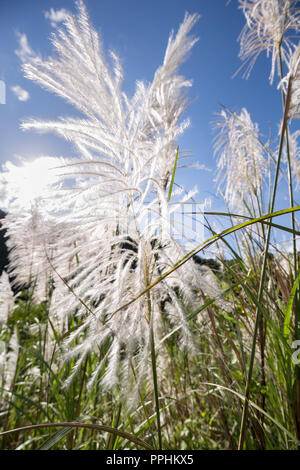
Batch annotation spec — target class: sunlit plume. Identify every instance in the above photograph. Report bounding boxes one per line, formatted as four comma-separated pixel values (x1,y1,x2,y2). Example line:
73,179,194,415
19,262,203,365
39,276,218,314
214,108,267,214
2,1,223,397
237,0,300,82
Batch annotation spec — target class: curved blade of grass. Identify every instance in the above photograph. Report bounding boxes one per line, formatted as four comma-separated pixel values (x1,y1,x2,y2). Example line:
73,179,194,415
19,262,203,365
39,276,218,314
0,422,153,450
39,426,73,450
204,211,300,236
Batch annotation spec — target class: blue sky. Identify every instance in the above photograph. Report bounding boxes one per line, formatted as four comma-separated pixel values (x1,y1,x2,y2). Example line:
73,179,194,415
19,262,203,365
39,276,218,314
0,0,290,220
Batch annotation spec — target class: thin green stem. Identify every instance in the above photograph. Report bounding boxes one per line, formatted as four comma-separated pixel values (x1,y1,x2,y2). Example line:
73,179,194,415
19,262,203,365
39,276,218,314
238,75,292,450
150,319,163,450
278,47,298,286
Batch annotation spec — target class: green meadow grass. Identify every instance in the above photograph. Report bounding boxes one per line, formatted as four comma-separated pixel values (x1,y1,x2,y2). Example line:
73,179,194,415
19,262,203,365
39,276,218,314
1,207,300,450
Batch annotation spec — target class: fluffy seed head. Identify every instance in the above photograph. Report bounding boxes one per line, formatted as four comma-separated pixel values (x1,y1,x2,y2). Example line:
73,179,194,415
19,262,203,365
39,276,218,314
238,0,300,82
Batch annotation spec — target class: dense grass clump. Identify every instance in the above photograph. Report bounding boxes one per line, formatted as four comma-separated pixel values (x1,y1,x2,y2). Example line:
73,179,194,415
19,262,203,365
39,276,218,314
1,0,300,450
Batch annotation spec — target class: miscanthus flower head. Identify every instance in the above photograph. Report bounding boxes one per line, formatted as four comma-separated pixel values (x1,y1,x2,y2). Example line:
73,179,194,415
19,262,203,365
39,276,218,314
238,0,300,82
8,1,219,397
280,42,300,120
3,207,68,302
214,108,267,214
0,157,70,301
0,271,15,325
21,1,199,193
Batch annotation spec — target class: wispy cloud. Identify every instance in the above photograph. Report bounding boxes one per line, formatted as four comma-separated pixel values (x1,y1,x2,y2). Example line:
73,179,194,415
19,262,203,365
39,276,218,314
11,85,30,102
179,162,212,171
44,8,69,27
15,32,35,63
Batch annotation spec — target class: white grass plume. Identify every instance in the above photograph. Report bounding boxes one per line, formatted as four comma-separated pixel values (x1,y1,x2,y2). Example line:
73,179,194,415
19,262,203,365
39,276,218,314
214,108,267,214
0,271,15,326
237,0,300,82
5,1,223,397
280,42,300,120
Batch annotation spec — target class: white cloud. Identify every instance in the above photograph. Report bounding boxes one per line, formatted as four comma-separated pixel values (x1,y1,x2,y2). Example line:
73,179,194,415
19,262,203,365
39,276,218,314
44,8,69,27
11,85,30,102
179,162,212,171
15,32,35,63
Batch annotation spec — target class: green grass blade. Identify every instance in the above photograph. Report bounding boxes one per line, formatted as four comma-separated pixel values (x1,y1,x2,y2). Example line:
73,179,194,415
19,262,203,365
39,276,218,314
39,426,73,450
284,269,300,338
167,146,179,202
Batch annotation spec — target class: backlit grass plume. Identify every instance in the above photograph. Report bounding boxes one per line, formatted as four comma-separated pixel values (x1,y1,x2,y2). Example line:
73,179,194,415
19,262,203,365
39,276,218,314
214,107,267,215
0,271,14,326
6,0,217,397
238,0,300,82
